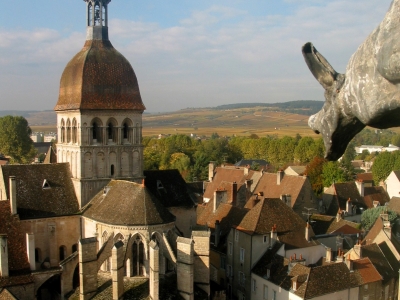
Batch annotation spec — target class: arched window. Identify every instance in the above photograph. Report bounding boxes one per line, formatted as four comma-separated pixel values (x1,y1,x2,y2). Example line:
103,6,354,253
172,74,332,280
72,244,78,253
123,123,129,139
72,118,77,144
111,164,115,177
107,123,113,140
92,122,98,140
59,245,67,261
66,119,71,143
60,119,65,143
91,119,102,144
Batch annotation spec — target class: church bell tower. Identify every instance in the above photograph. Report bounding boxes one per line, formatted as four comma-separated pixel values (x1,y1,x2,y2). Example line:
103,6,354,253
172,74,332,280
55,0,146,208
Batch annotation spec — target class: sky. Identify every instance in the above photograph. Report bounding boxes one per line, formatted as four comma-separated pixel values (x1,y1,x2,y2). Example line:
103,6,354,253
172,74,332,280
0,0,393,113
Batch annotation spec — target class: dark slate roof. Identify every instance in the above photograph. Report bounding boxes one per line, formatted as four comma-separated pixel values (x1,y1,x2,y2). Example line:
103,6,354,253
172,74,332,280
235,159,268,167
237,198,316,249
0,201,34,287
83,180,175,226
364,186,390,207
0,164,79,219
310,214,360,235
143,170,196,208
43,146,57,164
361,243,397,283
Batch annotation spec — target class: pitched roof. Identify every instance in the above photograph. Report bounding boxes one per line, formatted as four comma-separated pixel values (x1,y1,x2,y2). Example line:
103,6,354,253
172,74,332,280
143,170,196,208
203,166,255,201
392,170,400,181
284,166,306,176
0,164,79,219
235,159,268,167
250,172,312,207
351,257,382,285
364,186,390,207
83,180,175,226
388,197,400,214
324,182,366,216
291,263,353,299
356,172,373,183
309,214,360,235
237,198,316,249
0,201,33,286
363,216,384,245
361,243,397,283
43,146,57,164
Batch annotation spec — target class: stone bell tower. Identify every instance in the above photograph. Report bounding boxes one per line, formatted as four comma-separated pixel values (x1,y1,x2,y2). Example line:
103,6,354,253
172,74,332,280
55,0,146,208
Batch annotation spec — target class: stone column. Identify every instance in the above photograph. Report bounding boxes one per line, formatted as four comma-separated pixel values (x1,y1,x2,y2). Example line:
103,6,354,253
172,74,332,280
0,234,9,277
26,233,35,271
112,241,124,300
79,237,98,300
177,237,194,300
149,240,159,300
192,230,211,297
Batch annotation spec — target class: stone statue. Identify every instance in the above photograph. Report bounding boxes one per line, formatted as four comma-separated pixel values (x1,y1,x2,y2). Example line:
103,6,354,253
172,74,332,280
302,0,400,160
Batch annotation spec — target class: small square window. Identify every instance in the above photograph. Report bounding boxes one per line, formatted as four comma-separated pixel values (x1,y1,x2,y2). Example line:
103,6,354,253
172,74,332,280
235,230,239,242
263,285,268,299
240,248,245,263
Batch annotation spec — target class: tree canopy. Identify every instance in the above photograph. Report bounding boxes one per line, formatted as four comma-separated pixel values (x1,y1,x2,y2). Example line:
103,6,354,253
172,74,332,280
361,206,397,231
0,116,36,164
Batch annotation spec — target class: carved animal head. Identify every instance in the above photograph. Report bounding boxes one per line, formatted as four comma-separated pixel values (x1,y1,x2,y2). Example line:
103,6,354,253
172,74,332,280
302,42,364,160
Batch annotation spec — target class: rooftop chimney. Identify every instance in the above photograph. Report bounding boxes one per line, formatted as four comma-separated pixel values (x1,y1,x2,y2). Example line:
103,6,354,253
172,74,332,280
346,198,352,216
208,162,216,182
0,235,9,277
305,222,310,242
270,224,277,245
232,182,238,206
346,254,353,271
244,165,250,176
336,209,342,222
9,176,17,215
326,247,332,263
356,179,364,197
142,178,145,188
277,170,284,185
354,240,362,258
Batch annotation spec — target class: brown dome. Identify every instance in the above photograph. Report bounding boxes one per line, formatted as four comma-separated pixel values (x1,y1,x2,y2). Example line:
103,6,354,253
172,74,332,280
55,40,145,111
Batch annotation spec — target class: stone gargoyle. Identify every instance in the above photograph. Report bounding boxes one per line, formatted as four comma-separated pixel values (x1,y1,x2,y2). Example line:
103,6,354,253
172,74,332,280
302,0,400,160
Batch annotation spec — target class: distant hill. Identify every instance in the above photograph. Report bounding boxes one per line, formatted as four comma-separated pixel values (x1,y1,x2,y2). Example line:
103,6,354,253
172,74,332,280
212,100,324,116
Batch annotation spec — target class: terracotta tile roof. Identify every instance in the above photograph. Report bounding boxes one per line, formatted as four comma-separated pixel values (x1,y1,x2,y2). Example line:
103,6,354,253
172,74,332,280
0,160,9,166
83,180,175,226
364,186,390,207
0,164,79,219
388,197,400,214
237,198,316,249
352,258,382,285
250,173,312,208
291,263,353,299
356,172,373,183
203,167,255,201
0,201,31,277
361,243,397,283
197,201,248,236
55,40,145,111
143,170,196,208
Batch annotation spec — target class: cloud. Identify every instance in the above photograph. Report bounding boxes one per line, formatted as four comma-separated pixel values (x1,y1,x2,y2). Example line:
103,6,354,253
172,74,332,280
0,0,392,112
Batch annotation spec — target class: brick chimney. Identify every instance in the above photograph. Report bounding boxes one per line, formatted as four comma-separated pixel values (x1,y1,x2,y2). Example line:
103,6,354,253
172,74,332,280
0,235,9,277
270,224,277,245
277,170,284,185
346,254,353,271
305,222,310,242
244,165,250,176
325,247,332,263
356,179,364,197
9,176,17,215
208,161,216,182
346,198,352,215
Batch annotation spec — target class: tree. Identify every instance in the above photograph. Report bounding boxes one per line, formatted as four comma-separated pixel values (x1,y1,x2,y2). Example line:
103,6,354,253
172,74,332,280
0,116,36,164
294,136,315,163
361,206,397,231
305,157,326,196
322,161,347,187
371,151,396,184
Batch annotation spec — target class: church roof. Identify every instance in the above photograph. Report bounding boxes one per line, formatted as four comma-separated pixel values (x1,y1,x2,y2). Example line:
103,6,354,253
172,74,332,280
55,39,145,111
0,163,79,219
83,180,175,226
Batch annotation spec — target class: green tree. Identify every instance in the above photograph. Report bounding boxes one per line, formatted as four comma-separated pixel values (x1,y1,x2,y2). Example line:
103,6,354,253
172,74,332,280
0,116,36,164
294,136,315,163
322,161,347,187
371,151,395,184
361,206,397,231
391,134,400,147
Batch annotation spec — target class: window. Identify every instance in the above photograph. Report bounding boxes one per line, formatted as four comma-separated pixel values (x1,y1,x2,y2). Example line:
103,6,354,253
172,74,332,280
252,278,256,292
59,245,67,261
72,244,78,253
272,290,277,300
240,248,245,263
235,230,239,241
220,256,226,269
263,285,268,299
111,164,115,176
239,271,246,286
35,248,41,263
227,265,232,277
364,284,368,291
228,242,233,255
263,235,269,243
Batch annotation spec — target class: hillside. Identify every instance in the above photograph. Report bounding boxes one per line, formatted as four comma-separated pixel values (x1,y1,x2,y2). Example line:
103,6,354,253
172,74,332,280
0,101,326,137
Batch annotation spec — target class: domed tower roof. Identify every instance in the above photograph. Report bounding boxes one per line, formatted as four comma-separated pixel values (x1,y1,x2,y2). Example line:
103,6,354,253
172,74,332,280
55,0,145,111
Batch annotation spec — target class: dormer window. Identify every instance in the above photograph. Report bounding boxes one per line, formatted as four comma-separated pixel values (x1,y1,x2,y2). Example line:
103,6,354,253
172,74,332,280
103,186,110,196
42,179,51,189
